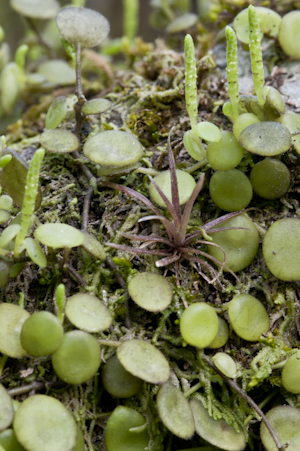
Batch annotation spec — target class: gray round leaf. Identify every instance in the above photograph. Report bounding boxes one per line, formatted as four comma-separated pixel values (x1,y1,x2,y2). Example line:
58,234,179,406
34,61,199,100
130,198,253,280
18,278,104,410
56,7,110,48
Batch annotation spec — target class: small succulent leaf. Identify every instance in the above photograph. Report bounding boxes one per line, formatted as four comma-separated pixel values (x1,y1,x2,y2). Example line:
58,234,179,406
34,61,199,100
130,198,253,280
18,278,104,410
23,238,47,268
13,395,77,451
40,129,79,153
225,26,239,120
239,121,291,156
83,130,143,166
128,272,173,312
0,303,30,358
81,98,112,115
81,231,106,260
0,194,13,210
0,224,21,248
193,122,221,142
0,383,14,431
65,293,112,332
45,96,68,129
34,223,84,249
11,0,60,19
183,130,206,161
156,382,195,438
248,5,265,106
167,13,198,33
37,59,76,86
278,11,300,59
0,210,10,224
190,398,246,450
117,339,170,384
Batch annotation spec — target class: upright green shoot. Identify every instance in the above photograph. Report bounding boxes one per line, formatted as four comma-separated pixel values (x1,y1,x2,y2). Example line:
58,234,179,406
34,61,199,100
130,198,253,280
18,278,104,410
14,148,45,256
225,26,239,121
184,34,198,131
123,0,139,42
248,5,265,107
55,284,66,324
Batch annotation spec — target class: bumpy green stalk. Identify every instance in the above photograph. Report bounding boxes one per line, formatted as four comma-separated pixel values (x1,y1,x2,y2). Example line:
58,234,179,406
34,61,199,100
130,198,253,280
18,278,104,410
225,26,239,121
55,283,66,323
123,0,139,41
14,147,45,256
248,5,265,106
184,34,198,131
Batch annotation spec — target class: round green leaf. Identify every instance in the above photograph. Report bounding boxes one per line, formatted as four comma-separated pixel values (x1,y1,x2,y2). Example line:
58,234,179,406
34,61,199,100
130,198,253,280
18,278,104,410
263,218,300,281
211,352,237,378
13,395,77,451
52,330,101,384
20,311,63,357
0,195,13,211
260,405,300,451
166,13,198,33
193,122,221,142
105,406,149,451
81,231,106,260
276,110,300,154
156,382,195,439
0,428,26,451
183,130,206,161
206,131,244,171
233,7,280,45
83,130,143,166
207,317,229,349
34,223,84,249
65,293,112,332
128,272,173,312
239,122,291,156
0,384,14,432
38,60,76,86
102,355,143,398
10,0,59,19
228,294,269,342
149,169,196,207
209,169,253,212
56,7,110,48
180,303,219,348
40,129,79,153
0,224,21,248
23,238,47,268
281,351,300,394
207,213,259,272
0,210,10,224
190,398,246,451
250,158,290,200
81,98,112,115
45,96,68,129
117,339,170,385
278,11,300,59
0,304,30,358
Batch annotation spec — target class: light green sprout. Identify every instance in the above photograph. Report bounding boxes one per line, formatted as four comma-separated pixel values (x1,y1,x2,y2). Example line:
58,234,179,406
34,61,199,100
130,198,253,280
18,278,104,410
123,0,139,42
184,34,198,131
248,5,265,107
225,26,239,121
14,148,45,256
55,283,66,324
